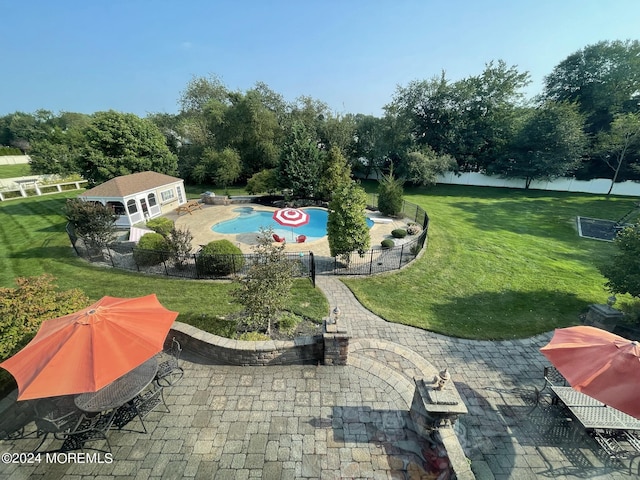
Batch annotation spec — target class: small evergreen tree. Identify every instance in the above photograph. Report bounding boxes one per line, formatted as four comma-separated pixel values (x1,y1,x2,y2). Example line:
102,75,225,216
232,227,295,335
317,146,351,201
327,182,371,264
377,168,404,216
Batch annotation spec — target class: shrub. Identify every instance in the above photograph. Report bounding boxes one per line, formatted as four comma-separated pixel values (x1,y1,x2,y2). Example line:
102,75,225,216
0,275,90,360
278,312,302,336
166,227,193,269
64,199,117,253
146,217,174,237
381,239,395,249
133,233,169,266
232,227,293,335
197,240,244,275
0,147,23,156
407,223,422,235
391,229,407,238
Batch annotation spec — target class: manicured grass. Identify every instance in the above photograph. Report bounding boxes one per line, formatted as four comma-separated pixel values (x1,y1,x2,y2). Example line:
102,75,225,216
2,184,634,341
0,164,31,179
344,184,635,340
0,192,327,333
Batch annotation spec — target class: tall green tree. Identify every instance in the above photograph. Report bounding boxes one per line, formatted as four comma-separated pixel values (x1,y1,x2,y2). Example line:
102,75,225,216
543,40,640,135
216,88,283,176
387,61,530,172
351,114,392,178
400,147,457,186
191,147,242,189
317,146,352,201
594,112,640,193
327,182,371,263
490,102,587,188
78,111,178,185
278,121,322,198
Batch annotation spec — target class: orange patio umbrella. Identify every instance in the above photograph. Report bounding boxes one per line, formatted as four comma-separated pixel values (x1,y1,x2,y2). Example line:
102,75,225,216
0,294,178,401
540,326,640,418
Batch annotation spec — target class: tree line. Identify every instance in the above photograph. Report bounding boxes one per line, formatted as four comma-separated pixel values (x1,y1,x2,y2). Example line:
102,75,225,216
1,40,639,192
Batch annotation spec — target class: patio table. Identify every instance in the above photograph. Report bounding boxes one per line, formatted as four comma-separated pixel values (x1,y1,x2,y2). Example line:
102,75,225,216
550,386,604,407
75,357,158,413
551,385,640,432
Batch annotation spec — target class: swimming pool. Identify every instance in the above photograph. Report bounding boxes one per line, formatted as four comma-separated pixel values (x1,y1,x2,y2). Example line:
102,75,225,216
211,207,374,242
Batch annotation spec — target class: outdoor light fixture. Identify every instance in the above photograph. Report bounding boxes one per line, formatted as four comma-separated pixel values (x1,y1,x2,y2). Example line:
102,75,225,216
435,368,451,390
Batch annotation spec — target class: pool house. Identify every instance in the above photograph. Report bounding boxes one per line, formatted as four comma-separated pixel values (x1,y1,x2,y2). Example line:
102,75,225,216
79,171,187,227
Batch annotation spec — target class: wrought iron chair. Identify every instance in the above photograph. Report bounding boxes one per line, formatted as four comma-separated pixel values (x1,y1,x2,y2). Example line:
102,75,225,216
60,409,118,453
531,365,568,412
113,382,167,433
155,337,184,389
32,397,81,453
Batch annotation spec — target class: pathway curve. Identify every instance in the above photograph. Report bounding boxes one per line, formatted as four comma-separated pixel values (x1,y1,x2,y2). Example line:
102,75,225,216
315,275,633,479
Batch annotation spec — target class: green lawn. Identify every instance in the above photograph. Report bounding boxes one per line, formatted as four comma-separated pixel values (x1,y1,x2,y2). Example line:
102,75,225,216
344,184,635,340
0,192,327,332
1,184,635,341
0,164,31,179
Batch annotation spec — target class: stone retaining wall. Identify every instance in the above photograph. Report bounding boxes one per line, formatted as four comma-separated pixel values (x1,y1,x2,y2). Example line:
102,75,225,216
168,321,324,366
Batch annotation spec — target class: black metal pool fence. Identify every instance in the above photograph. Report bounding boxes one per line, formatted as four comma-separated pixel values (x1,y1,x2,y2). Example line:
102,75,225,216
67,196,429,283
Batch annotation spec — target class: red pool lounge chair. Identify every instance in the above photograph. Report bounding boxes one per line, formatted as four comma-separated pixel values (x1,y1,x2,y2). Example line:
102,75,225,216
272,234,285,243
296,235,306,243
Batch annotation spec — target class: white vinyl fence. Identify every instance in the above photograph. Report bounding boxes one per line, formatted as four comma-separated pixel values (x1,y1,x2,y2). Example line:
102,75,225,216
435,172,640,196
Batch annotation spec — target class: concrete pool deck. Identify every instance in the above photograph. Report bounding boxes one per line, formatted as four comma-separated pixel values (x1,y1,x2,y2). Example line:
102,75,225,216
166,203,410,256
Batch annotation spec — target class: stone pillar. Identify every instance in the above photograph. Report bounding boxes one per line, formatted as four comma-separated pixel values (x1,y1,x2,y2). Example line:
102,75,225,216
323,318,349,365
585,304,624,331
410,377,468,435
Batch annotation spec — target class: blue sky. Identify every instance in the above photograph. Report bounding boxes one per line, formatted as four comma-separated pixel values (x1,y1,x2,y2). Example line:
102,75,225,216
2,0,639,118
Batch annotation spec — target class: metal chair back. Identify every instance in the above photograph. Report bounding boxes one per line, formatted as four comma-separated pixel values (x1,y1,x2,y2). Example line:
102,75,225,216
155,337,184,387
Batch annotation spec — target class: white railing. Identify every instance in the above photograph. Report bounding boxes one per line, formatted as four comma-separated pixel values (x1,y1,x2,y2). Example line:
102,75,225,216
0,180,88,201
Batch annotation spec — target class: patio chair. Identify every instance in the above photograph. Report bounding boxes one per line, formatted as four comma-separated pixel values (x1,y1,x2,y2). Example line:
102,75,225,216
155,337,184,389
32,398,81,453
113,383,168,433
272,233,285,243
296,235,306,243
591,431,630,465
531,365,567,412
61,409,118,454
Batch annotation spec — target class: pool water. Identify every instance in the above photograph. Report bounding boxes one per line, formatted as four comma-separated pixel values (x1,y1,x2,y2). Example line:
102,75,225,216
211,207,374,242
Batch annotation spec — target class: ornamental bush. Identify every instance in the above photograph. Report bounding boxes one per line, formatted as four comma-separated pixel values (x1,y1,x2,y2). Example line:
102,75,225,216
197,240,244,275
133,233,169,266
0,275,90,361
146,217,174,237
391,229,407,238
381,239,395,249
